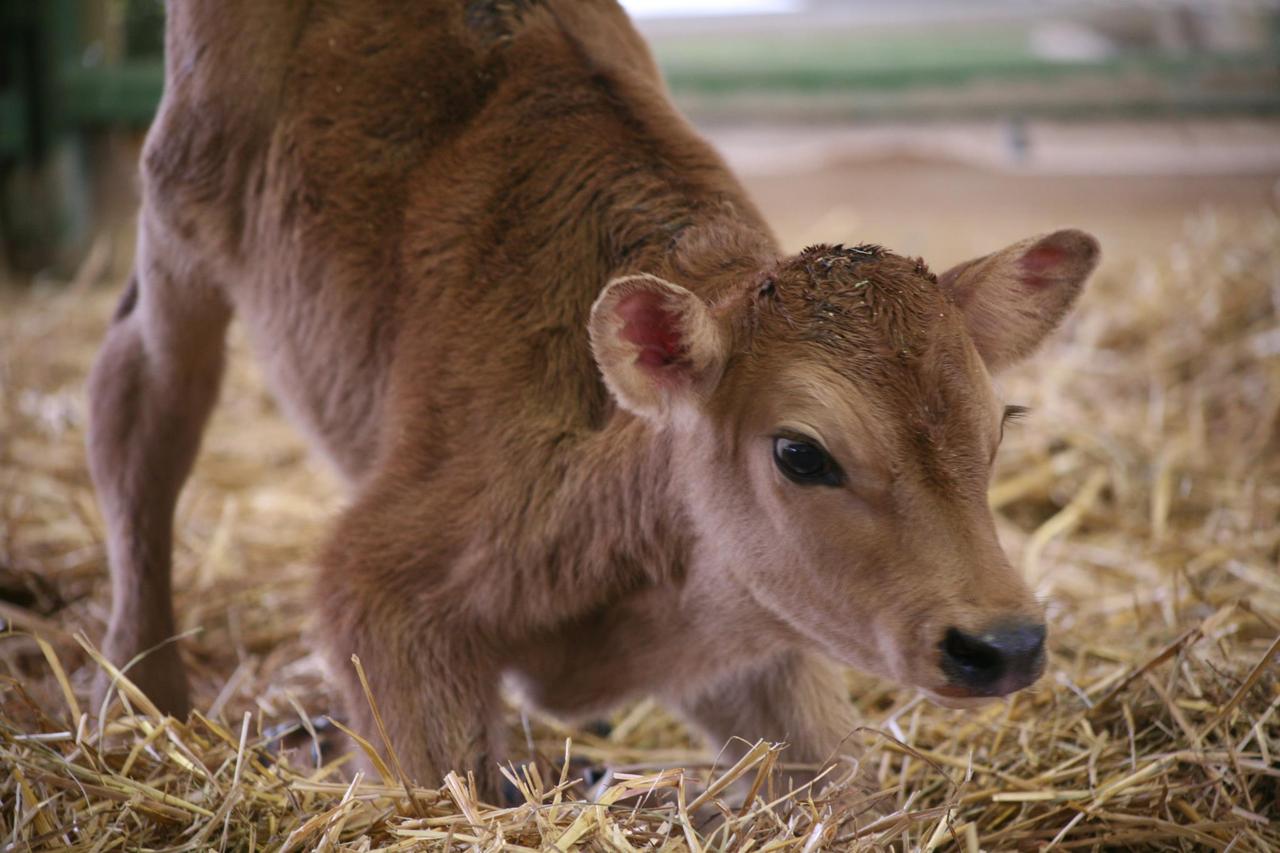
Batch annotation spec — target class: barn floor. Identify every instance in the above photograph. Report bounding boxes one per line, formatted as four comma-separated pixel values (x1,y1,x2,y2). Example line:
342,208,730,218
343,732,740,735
2,124,1279,849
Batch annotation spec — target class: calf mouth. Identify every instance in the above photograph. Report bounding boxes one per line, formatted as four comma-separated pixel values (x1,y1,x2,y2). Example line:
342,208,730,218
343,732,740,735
923,688,1001,710
926,660,1046,707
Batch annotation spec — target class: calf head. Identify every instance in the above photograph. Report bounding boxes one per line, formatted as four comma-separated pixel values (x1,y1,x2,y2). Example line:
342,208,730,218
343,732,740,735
590,230,1099,703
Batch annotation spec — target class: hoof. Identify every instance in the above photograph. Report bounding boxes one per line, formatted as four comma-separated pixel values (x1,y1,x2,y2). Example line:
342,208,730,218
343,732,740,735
263,715,344,769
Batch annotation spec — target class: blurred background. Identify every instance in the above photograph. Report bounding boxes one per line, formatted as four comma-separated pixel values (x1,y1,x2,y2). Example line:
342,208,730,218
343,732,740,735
627,0,1280,264
1,0,1278,276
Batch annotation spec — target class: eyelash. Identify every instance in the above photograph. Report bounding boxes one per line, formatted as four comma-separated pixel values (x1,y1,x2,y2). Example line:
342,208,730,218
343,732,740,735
999,405,1030,443
1003,405,1030,424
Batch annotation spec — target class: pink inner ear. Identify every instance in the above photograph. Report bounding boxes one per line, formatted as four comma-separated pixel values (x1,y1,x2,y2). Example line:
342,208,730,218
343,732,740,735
617,291,685,368
1019,243,1069,290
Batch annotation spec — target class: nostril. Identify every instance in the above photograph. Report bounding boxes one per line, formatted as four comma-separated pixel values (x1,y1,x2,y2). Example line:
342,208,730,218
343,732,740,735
942,627,1004,685
940,621,1048,694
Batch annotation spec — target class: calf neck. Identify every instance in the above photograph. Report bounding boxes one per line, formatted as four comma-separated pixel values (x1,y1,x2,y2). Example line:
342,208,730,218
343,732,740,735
86,0,1099,799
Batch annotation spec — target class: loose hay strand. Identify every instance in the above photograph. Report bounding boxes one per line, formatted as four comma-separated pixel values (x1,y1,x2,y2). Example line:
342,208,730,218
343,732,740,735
351,653,419,812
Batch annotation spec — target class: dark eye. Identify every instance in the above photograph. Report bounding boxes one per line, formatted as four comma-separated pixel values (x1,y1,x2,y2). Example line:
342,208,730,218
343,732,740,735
773,437,843,486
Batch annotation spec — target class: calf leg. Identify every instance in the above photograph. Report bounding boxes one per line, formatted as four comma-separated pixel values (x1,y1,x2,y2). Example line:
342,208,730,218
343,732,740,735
316,497,508,800
674,651,863,790
86,233,231,716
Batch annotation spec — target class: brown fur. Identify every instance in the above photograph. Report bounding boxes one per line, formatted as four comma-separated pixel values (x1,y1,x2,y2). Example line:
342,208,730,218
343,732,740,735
86,0,1100,799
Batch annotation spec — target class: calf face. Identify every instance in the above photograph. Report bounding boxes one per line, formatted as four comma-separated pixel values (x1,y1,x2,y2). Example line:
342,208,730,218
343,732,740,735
592,229,1099,704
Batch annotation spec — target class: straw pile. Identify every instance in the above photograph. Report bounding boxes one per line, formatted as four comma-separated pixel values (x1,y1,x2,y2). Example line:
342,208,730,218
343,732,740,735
1,210,1277,850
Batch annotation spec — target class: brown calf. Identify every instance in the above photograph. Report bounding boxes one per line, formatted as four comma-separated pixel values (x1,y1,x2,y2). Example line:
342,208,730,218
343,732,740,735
87,0,1099,799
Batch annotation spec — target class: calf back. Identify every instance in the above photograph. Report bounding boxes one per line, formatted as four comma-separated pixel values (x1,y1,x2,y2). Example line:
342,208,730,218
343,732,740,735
147,0,770,483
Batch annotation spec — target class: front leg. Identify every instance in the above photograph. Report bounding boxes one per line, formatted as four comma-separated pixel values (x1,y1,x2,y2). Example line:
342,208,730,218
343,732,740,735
315,501,507,801
672,651,866,793
326,611,506,798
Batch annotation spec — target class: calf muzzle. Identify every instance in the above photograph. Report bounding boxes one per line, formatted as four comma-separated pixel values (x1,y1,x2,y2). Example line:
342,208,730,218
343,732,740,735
938,620,1046,697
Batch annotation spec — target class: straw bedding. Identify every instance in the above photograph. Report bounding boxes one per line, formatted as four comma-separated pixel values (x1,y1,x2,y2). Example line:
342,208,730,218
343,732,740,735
1,210,1277,850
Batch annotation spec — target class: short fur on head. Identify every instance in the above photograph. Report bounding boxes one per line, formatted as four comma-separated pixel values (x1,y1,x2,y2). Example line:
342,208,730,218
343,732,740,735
591,230,1098,700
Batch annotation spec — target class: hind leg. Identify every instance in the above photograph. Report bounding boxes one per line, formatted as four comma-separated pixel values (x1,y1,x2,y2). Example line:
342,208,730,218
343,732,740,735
86,222,231,716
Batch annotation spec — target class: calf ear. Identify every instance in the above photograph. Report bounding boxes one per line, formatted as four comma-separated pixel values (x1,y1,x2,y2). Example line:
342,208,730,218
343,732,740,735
589,274,727,420
939,229,1100,372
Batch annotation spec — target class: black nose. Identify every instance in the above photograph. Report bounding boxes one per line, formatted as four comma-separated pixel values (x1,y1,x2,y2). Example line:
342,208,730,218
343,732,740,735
940,621,1046,695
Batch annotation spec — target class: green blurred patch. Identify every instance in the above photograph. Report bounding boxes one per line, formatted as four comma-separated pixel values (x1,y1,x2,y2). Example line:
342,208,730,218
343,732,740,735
654,26,1036,91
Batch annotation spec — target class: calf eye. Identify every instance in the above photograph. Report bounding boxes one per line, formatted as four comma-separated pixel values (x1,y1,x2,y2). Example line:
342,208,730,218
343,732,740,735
773,437,843,486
